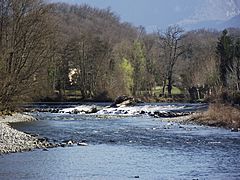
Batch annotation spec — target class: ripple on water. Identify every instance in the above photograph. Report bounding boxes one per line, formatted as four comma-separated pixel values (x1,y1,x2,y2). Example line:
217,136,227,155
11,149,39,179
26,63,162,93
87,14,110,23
8,108,240,179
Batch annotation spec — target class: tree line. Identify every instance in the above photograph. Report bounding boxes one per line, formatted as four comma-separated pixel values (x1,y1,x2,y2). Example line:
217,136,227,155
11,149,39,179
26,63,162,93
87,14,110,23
0,0,240,110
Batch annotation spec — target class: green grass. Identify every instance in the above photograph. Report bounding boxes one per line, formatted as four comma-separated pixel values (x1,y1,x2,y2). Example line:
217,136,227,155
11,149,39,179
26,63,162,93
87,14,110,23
152,86,182,95
65,90,81,96
63,90,82,100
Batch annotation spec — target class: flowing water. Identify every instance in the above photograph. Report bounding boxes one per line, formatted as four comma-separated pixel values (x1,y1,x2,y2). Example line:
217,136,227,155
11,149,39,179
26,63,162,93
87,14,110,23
0,103,240,180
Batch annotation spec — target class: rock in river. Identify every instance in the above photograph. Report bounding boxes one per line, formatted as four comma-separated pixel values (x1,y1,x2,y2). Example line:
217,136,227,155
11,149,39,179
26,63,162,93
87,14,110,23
111,95,142,107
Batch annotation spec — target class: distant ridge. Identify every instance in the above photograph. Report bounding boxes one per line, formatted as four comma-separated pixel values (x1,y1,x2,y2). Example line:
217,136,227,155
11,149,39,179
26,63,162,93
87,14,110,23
183,14,240,30
220,14,240,29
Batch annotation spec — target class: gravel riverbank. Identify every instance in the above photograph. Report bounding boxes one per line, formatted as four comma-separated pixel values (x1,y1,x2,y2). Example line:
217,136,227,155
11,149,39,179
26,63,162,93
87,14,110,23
0,113,50,154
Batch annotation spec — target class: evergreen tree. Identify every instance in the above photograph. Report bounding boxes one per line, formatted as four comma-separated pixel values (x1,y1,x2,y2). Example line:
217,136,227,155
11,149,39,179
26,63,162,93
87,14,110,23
216,29,234,88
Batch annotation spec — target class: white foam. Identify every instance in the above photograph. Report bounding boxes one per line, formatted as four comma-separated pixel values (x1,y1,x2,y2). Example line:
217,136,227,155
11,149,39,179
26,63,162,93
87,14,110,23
96,105,185,115
60,105,99,114
60,104,186,115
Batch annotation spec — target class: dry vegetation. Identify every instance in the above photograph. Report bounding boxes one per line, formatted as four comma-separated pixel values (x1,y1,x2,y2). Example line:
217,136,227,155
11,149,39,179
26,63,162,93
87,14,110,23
190,103,240,128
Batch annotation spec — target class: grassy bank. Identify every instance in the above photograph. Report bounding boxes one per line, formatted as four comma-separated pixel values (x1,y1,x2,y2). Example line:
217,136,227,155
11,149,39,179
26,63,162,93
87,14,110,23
189,103,240,129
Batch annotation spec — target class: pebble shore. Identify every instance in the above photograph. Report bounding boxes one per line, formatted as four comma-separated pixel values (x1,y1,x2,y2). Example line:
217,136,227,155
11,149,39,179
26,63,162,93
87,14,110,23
0,113,50,154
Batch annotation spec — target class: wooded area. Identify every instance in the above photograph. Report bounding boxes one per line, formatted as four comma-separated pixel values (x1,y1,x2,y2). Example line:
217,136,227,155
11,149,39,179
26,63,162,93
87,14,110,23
0,0,240,110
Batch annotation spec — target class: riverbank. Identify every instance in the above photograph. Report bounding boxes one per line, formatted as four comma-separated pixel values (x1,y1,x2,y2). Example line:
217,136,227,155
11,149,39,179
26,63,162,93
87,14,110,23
186,104,240,130
0,113,50,154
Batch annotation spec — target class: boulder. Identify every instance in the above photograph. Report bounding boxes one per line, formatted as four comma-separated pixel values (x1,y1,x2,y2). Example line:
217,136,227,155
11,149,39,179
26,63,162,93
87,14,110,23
85,107,98,114
152,111,192,118
111,95,142,107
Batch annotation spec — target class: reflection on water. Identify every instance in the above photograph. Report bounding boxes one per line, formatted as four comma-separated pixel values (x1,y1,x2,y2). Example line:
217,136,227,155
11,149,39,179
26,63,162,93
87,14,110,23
1,103,240,179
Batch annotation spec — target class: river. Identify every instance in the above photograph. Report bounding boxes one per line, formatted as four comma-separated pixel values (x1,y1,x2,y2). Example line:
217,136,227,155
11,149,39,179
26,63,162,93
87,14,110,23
0,103,239,180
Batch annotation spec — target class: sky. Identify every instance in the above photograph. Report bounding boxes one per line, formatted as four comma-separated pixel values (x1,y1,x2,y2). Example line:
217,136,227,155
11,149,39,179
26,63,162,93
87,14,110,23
49,0,240,31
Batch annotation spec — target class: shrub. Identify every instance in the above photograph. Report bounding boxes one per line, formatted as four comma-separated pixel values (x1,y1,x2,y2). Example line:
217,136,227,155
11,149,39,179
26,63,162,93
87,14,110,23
193,103,240,128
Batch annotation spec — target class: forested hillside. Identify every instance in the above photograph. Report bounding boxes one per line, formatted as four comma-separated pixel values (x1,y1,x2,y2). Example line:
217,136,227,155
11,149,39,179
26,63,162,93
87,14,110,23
0,0,240,110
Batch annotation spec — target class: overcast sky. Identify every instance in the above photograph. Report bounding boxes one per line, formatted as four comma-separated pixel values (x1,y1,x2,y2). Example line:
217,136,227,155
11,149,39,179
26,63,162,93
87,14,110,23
49,0,240,31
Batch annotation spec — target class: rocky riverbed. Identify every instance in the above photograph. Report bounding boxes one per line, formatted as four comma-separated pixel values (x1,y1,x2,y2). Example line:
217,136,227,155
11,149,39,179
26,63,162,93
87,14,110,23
0,113,51,154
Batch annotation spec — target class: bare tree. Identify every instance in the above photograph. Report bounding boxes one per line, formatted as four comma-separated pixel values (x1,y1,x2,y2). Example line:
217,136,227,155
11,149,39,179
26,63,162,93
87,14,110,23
0,0,53,110
158,25,187,97
235,39,240,91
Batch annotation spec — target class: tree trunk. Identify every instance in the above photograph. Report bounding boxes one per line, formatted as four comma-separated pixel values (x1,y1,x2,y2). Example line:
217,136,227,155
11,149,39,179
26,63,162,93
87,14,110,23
161,79,166,97
167,76,172,97
80,89,86,100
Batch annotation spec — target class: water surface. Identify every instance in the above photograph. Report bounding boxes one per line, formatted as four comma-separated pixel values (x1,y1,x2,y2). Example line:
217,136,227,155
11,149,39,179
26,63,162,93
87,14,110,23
1,103,239,180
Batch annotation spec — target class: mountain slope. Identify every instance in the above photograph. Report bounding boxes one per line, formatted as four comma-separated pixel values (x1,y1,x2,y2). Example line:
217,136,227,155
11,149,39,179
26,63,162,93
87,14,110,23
220,14,240,29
